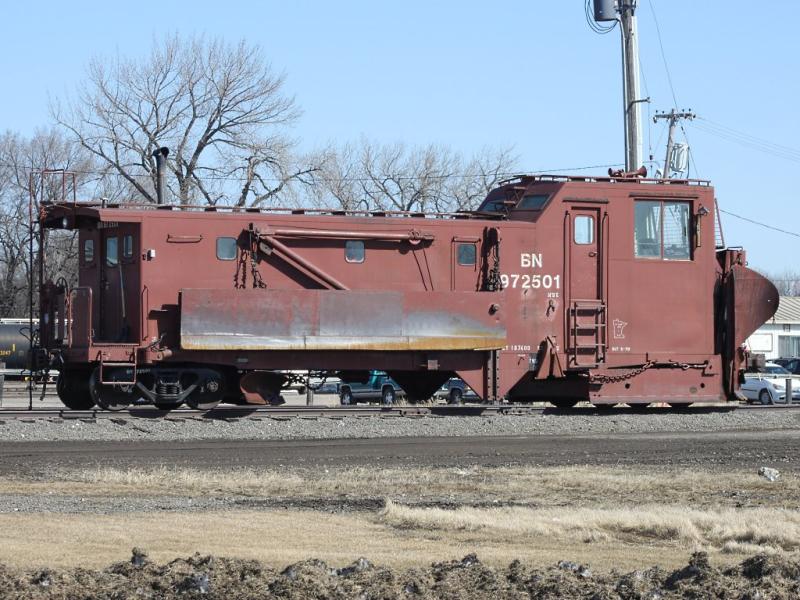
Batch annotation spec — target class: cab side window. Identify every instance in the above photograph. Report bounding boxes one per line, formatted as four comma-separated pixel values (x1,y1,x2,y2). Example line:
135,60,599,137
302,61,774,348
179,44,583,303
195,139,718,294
634,201,661,258
216,237,237,260
457,243,476,266
123,235,134,259
634,200,691,260
105,237,118,267
83,239,95,264
663,202,690,260
573,216,594,245
345,240,365,263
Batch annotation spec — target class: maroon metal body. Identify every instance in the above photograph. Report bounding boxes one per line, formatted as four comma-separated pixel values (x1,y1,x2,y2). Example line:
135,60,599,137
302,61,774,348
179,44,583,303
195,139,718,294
37,174,778,410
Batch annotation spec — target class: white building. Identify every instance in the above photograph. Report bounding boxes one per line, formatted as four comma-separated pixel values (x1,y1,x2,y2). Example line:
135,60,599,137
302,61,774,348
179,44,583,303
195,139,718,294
747,296,800,360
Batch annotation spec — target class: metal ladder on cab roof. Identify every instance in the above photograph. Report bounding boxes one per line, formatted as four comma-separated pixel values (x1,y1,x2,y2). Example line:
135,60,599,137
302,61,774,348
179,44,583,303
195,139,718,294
567,300,607,369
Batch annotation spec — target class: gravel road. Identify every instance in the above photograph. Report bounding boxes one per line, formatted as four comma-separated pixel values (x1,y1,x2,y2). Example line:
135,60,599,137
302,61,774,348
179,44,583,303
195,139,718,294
2,428,799,476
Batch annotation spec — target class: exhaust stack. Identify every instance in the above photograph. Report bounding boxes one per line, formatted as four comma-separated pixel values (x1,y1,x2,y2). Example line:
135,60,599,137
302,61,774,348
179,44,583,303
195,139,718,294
152,147,169,205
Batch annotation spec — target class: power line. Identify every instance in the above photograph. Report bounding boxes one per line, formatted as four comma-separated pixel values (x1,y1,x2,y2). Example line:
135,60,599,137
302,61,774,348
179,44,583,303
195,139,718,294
718,208,800,239
691,118,800,163
647,0,679,108
699,117,800,155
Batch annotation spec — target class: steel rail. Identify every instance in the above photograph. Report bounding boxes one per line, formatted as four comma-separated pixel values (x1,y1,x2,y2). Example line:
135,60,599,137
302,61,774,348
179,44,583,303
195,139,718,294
1,403,797,421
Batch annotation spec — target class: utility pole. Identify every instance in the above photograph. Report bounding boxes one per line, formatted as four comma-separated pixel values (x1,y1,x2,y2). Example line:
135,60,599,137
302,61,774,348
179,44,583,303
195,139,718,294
593,1,648,172
653,109,695,178
619,2,645,171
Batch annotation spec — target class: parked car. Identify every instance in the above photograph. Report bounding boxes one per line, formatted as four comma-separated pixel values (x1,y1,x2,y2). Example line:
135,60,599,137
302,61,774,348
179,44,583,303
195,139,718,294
741,363,800,404
313,378,342,395
774,357,800,375
339,372,404,405
435,378,479,404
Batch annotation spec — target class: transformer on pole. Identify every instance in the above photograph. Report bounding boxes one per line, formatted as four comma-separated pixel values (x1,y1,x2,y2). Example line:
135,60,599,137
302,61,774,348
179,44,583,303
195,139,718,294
653,109,696,178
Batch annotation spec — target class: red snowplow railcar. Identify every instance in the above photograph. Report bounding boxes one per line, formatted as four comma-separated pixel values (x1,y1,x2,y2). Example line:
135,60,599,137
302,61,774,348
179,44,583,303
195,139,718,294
37,173,778,410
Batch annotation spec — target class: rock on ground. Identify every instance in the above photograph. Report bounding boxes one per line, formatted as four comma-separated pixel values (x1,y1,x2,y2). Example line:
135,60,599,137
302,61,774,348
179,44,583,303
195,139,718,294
758,466,781,481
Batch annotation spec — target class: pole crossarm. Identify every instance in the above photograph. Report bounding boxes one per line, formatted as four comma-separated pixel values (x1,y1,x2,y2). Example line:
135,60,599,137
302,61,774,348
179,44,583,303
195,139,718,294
653,109,696,178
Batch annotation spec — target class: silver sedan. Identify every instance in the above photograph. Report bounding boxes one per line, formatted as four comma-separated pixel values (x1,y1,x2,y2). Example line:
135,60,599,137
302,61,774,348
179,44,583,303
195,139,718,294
741,364,800,404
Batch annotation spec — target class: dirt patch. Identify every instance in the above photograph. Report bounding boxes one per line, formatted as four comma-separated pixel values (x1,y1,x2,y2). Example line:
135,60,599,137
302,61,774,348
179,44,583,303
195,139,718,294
3,550,800,599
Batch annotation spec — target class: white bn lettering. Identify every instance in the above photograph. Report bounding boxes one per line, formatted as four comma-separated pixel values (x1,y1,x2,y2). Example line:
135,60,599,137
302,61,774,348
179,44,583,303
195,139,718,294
520,253,542,268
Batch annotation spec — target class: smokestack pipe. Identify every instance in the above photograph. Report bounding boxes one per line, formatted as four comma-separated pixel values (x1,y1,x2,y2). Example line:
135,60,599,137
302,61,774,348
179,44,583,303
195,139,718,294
152,147,169,205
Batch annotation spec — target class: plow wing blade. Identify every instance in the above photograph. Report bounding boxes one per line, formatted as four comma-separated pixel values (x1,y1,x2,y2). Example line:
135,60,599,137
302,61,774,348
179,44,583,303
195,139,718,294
180,289,506,352
732,264,779,346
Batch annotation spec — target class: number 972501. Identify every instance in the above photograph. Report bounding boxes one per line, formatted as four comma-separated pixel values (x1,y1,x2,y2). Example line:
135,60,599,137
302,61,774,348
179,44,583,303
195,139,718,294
499,273,561,289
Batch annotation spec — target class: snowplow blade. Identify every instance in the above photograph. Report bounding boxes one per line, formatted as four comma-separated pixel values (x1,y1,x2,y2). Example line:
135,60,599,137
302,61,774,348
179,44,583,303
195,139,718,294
180,289,506,352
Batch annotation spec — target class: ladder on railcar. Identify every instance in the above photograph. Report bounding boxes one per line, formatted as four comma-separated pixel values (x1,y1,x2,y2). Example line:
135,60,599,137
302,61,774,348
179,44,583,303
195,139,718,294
567,300,607,368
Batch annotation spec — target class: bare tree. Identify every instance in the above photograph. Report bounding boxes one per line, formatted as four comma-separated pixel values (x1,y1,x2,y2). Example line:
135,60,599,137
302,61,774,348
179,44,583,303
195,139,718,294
54,35,319,206
761,270,800,297
0,129,95,317
311,140,517,213
443,146,519,212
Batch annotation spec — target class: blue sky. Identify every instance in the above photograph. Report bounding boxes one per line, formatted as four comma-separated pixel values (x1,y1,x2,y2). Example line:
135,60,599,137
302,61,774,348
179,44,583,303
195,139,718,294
2,1,798,273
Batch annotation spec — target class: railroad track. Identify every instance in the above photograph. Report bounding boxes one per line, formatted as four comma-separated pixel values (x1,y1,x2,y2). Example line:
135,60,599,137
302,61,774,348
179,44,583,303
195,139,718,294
0,402,796,421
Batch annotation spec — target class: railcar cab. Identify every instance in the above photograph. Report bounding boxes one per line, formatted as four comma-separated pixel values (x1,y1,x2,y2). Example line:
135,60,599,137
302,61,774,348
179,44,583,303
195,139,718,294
475,174,721,395
39,207,143,347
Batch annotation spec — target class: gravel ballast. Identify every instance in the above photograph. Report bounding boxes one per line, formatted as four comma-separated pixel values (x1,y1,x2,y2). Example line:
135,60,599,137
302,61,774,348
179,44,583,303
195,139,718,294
0,409,797,442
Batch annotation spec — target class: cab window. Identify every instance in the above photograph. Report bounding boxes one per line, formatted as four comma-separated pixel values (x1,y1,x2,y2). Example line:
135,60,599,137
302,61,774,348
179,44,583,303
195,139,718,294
518,194,549,210
634,200,691,260
345,240,365,263
83,239,94,264
457,243,477,266
123,235,134,259
105,237,118,267
574,216,594,244
663,202,690,260
216,237,237,260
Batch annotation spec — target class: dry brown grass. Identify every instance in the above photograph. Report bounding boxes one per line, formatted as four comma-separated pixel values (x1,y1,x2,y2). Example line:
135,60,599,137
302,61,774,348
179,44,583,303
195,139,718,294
4,464,796,510
0,507,782,573
1,465,798,571
381,500,800,554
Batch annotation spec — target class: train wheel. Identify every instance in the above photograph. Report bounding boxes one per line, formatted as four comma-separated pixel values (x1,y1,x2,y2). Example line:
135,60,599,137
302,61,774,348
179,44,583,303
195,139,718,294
89,369,134,412
154,402,182,411
448,388,463,405
592,403,616,410
186,396,221,410
185,374,225,410
551,400,578,409
668,402,693,409
56,371,95,410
